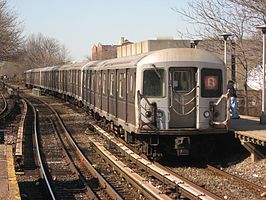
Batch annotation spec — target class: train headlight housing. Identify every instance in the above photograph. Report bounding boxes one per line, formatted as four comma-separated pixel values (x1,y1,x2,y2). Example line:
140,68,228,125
203,111,210,118
214,110,220,118
145,110,152,118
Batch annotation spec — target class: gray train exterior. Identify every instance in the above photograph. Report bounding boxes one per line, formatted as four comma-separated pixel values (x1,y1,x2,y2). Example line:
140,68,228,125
25,48,229,157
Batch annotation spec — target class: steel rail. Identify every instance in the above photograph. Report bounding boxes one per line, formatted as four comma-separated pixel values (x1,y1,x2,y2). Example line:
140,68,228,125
89,136,172,200
15,99,27,169
207,165,266,193
49,118,98,199
93,123,223,200
24,98,56,200
0,92,7,116
41,99,123,200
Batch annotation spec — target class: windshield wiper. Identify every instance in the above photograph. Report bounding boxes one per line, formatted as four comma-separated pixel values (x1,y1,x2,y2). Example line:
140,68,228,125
151,64,162,82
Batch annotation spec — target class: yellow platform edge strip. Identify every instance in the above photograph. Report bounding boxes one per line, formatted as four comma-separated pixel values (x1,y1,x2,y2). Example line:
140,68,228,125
6,145,21,200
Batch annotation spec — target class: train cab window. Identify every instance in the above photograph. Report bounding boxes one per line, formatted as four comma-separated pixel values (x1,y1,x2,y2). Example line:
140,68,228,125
143,69,165,97
201,68,222,97
173,71,192,92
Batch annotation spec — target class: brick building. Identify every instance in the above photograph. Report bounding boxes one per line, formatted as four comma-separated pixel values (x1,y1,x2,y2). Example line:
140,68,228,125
92,43,119,61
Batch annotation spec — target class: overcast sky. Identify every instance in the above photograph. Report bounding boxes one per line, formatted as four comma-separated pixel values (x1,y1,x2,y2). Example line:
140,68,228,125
8,0,192,61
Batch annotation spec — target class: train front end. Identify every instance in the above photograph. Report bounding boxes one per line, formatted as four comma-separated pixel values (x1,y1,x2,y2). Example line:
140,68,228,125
136,48,229,157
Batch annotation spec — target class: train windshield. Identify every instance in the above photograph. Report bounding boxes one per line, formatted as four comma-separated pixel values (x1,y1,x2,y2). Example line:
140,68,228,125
143,69,165,97
172,71,193,92
201,68,222,97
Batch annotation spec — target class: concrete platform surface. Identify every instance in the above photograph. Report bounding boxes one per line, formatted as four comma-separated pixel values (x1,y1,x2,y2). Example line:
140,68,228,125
0,145,21,200
229,115,266,142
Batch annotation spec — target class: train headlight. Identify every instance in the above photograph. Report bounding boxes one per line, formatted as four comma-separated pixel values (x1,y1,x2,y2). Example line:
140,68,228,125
157,110,164,118
145,110,152,118
203,111,210,118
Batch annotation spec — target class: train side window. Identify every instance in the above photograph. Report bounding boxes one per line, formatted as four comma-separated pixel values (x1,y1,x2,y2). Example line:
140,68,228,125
143,69,165,97
83,72,86,88
119,73,125,98
87,71,90,90
103,73,106,94
96,73,101,93
91,74,94,91
110,73,115,96
133,72,136,96
130,74,133,92
201,68,222,97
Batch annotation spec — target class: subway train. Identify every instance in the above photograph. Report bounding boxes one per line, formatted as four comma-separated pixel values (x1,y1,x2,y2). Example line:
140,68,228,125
25,48,229,158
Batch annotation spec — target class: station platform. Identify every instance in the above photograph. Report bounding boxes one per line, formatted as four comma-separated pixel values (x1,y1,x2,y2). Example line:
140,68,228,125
229,115,266,161
0,145,21,200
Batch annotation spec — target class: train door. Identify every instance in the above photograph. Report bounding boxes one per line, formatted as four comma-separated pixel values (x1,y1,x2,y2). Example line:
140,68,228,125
77,70,80,97
82,70,85,100
169,67,197,128
108,70,117,117
126,69,136,124
86,70,90,103
95,70,102,109
90,71,95,107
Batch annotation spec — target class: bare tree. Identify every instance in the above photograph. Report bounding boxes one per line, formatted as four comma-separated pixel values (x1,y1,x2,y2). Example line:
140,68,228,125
0,0,23,61
22,33,70,68
174,0,264,115
229,0,266,23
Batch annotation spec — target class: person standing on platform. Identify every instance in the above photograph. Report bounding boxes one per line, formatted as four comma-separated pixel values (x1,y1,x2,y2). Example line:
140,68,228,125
227,80,240,119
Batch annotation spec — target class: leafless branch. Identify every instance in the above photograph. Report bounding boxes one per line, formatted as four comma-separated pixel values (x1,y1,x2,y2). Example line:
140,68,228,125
0,0,23,61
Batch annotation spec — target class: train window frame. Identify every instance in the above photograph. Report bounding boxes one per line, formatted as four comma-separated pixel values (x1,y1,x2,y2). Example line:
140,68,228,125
172,70,192,92
110,73,115,96
102,73,106,95
130,74,133,92
87,71,90,90
91,73,95,92
119,72,125,98
201,68,222,98
143,68,166,98
96,73,101,93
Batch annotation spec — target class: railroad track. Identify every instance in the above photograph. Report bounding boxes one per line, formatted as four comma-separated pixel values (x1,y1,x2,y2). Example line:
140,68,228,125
23,94,121,200
48,96,266,200
39,95,222,200
206,165,266,197
0,91,17,124
37,96,147,199
16,99,48,200
167,161,266,199
15,99,27,169
20,88,265,200
0,92,7,116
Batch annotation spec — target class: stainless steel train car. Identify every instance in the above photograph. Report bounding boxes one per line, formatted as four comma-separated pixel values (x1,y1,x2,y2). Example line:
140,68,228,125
25,48,229,158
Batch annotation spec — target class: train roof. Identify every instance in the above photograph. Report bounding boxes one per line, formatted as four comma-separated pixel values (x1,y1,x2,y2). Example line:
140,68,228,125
57,61,87,70
24,48,224,72
40,66,59,72
137,48,224,66
89,48,224,70
96,53,150,69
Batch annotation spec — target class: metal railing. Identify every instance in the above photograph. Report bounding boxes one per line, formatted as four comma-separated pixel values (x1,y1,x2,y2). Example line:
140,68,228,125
170,86,196,116
209,92,230,128
137,90,158,131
